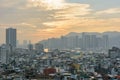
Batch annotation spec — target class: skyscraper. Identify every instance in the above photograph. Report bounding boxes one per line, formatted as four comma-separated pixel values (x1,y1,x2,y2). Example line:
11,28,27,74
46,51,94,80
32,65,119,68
102,35,109,50
6,28,17,47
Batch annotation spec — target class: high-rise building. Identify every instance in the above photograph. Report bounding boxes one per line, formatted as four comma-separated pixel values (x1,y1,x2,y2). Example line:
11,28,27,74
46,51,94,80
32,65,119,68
109,47,120,58
60,36,68,50
23,40,28,49
6,28,17,47
35,43,44,53
102,35,109,50
81,33,91,50
27,40,34,51
0,44,9,64
89,35,98,50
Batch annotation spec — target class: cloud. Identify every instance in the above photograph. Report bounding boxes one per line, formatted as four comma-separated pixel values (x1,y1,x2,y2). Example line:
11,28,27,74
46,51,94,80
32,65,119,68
42,2,92,33
27,0,66,10
41,1,92,29
0,0,26,8
54,3,91,20
21,23,37,28
43,17,120,33
0,0,120,44
96,8,120,14
0,23,37,28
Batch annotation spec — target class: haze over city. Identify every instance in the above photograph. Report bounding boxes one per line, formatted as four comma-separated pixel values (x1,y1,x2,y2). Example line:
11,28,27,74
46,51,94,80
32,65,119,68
0,0,120,80
0,0,120,44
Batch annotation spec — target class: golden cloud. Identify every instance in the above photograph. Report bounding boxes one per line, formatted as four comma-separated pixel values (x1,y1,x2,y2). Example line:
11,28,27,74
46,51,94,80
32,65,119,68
96,8,120,14
27,0,66,10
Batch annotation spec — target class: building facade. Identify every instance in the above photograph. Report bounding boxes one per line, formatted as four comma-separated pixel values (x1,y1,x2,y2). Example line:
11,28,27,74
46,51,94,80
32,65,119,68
6,28,17,48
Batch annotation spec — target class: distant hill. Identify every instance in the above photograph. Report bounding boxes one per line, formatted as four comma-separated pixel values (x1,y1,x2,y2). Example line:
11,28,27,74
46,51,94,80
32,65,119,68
65,31,120,38
103,31,120,38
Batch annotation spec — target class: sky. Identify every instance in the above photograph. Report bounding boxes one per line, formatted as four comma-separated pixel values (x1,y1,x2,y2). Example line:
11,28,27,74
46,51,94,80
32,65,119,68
0,0,120,44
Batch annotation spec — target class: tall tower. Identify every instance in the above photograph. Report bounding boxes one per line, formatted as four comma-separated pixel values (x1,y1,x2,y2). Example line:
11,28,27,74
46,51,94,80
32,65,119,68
102,35,109,50
6,28,17,47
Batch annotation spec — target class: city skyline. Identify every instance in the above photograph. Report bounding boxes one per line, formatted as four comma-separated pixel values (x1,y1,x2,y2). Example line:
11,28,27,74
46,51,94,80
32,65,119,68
0,0,120,44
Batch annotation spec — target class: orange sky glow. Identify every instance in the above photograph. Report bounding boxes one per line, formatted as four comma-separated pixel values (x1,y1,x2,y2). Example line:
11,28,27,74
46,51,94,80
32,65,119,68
0,0,120,44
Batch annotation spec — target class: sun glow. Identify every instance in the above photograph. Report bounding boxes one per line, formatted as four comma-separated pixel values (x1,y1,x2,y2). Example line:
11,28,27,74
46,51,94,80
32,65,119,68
30,0,65,10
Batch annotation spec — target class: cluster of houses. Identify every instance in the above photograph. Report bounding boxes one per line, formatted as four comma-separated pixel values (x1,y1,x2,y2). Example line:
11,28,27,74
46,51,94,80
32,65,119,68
0,47,120,80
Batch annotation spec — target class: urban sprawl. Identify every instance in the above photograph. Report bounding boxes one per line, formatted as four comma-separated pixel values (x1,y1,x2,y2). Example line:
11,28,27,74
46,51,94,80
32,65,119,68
0,28,120,80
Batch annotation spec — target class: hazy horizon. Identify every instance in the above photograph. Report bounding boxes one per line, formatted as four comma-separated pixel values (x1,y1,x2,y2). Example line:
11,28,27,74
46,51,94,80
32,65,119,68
1,30,120,45
0,0,120,44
